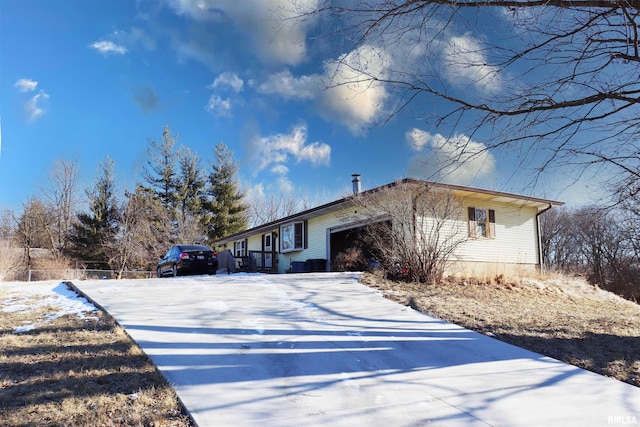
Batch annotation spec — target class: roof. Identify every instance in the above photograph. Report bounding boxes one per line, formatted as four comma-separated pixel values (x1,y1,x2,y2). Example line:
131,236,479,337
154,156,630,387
214,178,564,244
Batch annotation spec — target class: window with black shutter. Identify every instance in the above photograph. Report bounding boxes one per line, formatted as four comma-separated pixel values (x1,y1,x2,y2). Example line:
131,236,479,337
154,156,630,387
468,207,496,238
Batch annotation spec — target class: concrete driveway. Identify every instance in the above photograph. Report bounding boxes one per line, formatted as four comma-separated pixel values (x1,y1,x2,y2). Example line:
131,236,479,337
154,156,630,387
71,273,639,427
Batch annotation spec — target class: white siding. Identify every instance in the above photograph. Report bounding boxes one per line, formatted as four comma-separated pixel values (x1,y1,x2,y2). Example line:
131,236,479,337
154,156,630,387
454,199,539,265
275,207,355,273
237,195,541,274
247,234,262,252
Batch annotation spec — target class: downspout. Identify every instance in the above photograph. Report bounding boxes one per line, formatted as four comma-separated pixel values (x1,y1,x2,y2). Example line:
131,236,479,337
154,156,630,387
536,203,554,275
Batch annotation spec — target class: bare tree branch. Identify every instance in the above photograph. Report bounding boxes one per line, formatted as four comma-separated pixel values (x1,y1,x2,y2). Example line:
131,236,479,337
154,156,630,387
295,0,640,204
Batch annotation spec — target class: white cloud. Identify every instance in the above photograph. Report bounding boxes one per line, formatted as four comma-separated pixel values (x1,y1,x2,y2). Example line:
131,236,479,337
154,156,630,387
15,79,48,121
25,91,49,122
258,69,319,100
14,78,38,92
205,95,232,117
250,123,330,174
211,72,244,93
319,44,390,134
175,39,216,68
166,0,318,65
406,128,496,184
441,35,501,94
277,176,295,193
122,27,156,51
205,74,244,116
254,46,390,134
90,40,128,55
270,164,289,175
406,128,432,152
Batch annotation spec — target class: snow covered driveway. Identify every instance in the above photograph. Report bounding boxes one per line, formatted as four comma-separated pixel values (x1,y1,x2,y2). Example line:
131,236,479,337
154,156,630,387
71,273,639,427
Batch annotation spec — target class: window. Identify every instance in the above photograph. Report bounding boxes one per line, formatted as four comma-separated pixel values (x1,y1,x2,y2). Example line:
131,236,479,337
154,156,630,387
234,239,246,257
281,221,306,253
468,207,495,238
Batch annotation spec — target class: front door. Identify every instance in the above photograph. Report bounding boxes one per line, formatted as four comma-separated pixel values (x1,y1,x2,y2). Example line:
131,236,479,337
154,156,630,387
264,233,273,269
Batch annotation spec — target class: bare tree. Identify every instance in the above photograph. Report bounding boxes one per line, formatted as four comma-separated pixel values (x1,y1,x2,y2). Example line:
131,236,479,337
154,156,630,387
0,209,14,240
344,181,467,284
108,186,173,275
0,237,22,281
540,207,585,272
42,159,80,257
106,192,143,279
294,1,639,203
15,197,51,268
542,205,640,301
0,210,22,281
246,191,300,227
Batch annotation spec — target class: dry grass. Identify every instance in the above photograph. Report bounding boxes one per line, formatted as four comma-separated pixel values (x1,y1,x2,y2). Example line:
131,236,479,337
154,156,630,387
360,271,640,388
0,289,194,427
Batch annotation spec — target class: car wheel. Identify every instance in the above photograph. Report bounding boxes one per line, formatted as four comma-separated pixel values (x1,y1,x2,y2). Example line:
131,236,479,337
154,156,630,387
157,268,162,278
172,265,178,277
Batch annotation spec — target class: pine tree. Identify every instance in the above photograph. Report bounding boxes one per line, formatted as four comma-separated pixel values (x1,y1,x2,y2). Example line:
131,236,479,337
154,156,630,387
69,156,120,265
205,143,248,241
143,125,179,213
175,148,207,243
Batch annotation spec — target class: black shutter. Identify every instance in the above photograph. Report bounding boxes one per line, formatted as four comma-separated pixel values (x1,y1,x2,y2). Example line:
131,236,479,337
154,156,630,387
488,209,496,238
294,222,303,249
468,207,477,237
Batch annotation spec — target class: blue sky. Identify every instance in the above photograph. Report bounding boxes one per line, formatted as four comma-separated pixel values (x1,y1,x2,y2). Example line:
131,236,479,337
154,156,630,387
0,0,595,213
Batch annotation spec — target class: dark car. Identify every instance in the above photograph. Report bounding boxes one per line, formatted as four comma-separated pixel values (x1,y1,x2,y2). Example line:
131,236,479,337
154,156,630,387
157,245,218,277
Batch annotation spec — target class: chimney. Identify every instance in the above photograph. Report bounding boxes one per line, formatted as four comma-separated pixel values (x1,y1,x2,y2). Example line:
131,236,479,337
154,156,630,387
352,174,361,194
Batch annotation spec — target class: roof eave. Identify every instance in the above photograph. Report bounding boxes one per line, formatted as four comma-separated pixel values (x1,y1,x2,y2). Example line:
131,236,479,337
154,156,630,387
213,179,564,244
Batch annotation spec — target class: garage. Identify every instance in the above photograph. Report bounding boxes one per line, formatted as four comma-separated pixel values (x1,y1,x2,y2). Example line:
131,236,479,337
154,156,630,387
329,221,389,271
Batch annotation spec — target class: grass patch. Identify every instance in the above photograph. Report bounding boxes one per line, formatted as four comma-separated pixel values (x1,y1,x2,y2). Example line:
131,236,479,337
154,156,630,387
360,271,640,388
0,291,193,427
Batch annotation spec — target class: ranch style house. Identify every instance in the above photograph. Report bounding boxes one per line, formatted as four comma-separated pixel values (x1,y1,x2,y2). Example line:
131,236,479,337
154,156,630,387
213,176,564,277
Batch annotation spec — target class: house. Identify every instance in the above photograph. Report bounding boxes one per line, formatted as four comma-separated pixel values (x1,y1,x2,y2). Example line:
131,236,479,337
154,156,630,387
213,177,564,277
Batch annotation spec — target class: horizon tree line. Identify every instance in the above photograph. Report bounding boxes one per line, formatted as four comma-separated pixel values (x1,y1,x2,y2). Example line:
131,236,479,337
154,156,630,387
2,125,249,277
0,124,637,302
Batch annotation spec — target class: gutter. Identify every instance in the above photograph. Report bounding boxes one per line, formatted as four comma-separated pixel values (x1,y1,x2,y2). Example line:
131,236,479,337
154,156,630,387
536,203,554,274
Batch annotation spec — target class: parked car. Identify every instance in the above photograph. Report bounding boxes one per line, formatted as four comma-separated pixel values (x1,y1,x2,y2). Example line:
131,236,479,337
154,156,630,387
157,245,218,277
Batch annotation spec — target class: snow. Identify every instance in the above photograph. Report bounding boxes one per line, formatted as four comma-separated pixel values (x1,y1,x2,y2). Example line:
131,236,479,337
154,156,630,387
69,273,640,426
1,280,98,333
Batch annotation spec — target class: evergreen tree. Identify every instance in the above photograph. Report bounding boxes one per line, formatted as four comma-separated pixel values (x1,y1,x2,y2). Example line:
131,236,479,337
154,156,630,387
205,143,248,241
175,148,207,243
143,125,179,213
69,156,119,265
177,149,203,215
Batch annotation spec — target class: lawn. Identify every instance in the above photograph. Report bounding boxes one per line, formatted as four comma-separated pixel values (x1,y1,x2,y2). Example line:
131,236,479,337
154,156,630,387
0,283,193,427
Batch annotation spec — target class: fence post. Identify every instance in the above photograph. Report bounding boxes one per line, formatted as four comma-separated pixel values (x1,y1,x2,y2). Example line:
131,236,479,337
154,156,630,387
28,270,32,282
